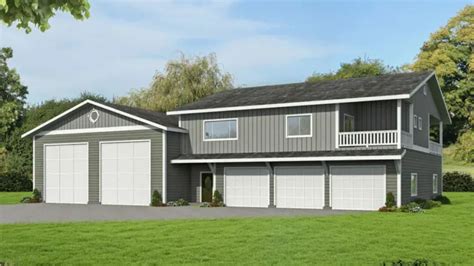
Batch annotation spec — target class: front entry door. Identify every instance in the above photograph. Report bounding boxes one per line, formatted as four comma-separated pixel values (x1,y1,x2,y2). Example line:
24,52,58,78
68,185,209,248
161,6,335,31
201,172,213,202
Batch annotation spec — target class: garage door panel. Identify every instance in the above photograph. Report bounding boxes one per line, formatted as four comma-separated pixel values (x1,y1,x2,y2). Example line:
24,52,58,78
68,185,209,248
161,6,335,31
100,141,150,206
275,167,324,209
225,168,269,208
331,166,385,211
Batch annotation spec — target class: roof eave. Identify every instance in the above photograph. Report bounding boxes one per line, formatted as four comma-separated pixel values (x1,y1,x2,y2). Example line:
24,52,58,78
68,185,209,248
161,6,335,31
21,100,187,138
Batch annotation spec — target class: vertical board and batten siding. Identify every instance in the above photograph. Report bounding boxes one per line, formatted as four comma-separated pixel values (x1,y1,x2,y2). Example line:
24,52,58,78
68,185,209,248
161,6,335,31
47,104,145,130
339,100,397,132
166,132,191,201
401,148,441,204
411,81,442,148
35,130,163,204
180,105,336,154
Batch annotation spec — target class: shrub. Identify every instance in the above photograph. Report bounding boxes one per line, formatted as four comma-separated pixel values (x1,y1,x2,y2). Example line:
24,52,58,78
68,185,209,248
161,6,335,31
453,130,474,163
433,195,451,204
31,188,42,203
400,202,424,213
385,192,396,208
412,198,441,210
200,202,211,208
443,171,473,192
383,258,435,265
150,190,163,207
0,173,32,192
211,190,224,207
167,198,189,207
378,206,397,212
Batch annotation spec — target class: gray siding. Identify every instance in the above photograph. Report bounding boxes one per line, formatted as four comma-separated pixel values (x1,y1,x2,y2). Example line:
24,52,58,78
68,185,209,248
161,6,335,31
181,105,336,154
402,101,410,132
401,148,442,204
45,104,143,131
166,132,191,201
339,100,397,132
412,82,441,148
35,130,163,204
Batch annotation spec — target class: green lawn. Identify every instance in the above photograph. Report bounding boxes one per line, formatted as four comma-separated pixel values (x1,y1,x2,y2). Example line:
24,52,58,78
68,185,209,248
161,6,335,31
1,193,473,265
443,146,474,176
0,191,31,204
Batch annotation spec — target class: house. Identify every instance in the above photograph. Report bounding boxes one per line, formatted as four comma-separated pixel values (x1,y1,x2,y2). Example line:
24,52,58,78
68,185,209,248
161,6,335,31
22,71,451,210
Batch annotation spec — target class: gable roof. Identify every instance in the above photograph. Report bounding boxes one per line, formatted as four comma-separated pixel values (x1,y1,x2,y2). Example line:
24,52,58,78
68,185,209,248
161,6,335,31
168,71,435,115
21,100,187,138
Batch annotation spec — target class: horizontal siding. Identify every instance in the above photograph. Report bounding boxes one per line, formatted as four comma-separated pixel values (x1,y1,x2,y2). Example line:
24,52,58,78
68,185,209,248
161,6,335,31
401,148,442,204
181,105,336,154
35,130,163,204
46,104,143,131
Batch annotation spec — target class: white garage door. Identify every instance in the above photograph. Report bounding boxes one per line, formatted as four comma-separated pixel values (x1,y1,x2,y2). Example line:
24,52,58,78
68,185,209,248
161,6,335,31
224,167,269,207
275,166,324,209
45,143,88,204
331,165,386,210
101,140,151,206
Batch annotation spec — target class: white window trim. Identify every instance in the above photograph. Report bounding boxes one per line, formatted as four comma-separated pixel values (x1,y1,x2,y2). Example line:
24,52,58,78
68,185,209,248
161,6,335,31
411,173,418,197
414,115,418,129
343,113,355,132
202,118,238,141
285,113,313,138
418,116,423,130
433,174,438,194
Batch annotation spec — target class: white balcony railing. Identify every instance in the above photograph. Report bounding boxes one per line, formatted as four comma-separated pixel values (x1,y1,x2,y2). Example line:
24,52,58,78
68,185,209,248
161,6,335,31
338,130,398,147
429,141,442,155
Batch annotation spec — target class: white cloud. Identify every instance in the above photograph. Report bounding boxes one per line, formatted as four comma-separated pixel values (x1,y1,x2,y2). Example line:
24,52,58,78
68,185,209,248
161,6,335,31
0,0,335,104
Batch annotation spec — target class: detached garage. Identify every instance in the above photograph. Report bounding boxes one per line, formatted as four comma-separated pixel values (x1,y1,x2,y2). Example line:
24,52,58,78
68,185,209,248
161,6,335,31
22,100,188,206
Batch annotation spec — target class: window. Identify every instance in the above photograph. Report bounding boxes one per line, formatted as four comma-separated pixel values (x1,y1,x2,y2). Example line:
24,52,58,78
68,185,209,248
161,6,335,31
413,115,418,129
343,114,355,132
418,116,422,130
286,114,312,138
433,174,438,193
411,173,418,196
203,119,237,141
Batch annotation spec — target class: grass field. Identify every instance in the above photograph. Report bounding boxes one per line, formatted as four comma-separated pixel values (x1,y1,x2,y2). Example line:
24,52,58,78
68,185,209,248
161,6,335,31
443,146,474,176
0,191,31,204
1,192,473,265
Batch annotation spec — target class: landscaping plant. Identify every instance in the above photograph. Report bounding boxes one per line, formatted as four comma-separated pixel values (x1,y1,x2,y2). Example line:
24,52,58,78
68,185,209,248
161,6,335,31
211,190,224,207
150,190,163,207
443,172,474,192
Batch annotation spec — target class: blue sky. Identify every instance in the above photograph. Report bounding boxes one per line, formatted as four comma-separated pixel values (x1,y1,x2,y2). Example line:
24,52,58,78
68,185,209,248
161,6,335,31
0,0,470,104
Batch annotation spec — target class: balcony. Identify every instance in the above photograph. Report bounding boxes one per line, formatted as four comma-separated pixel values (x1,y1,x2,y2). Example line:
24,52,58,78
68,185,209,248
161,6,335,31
338,130,398,147
429,141,442,155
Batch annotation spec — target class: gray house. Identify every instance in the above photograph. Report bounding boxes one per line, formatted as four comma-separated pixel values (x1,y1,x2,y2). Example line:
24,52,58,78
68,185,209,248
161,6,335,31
22,71,450,210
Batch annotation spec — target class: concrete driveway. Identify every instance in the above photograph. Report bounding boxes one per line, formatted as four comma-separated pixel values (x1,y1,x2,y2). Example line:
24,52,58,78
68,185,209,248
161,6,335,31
0,203,360,224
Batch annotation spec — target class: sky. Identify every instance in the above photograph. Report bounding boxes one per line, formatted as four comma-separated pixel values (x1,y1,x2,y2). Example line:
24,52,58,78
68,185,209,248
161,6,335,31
0,0,470,104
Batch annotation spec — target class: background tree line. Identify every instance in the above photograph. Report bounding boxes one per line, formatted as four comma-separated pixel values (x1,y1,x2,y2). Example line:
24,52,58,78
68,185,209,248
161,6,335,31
1,4,472,190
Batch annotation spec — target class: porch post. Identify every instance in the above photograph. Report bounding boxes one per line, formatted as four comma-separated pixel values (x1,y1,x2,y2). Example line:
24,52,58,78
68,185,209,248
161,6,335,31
397,100,402,149
335,104,340,149
207,163,216,194
395,160,402,207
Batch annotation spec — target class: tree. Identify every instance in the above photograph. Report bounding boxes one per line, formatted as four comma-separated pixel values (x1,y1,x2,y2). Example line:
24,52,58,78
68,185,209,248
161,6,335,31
116,53,233,112
307,57,400,83
2,91,107,177
0,0,90,33
411,5,473,144
0,47,28,140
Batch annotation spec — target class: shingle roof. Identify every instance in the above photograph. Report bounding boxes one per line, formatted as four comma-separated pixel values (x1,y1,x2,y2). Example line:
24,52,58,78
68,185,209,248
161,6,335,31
172,149,403,161
172,71,433,112
102,102,180,128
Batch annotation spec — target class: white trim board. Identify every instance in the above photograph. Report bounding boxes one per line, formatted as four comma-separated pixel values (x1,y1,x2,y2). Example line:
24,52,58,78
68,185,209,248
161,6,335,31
22,99,187,138
36,125,155,136
167,94,410,115
171,155,403,164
